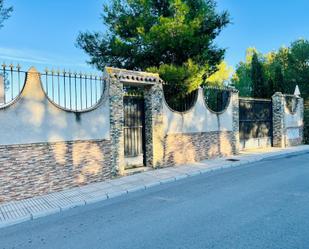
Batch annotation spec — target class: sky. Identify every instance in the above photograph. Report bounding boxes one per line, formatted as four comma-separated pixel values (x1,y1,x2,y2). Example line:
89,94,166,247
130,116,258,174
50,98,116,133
1,0,309,74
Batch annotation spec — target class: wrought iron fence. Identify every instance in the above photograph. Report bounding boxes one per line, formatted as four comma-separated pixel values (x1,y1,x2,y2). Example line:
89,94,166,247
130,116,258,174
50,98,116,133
0,63,26,106
163,85,198,113
239,98,273,140
204,87,231,113
42,69,105,112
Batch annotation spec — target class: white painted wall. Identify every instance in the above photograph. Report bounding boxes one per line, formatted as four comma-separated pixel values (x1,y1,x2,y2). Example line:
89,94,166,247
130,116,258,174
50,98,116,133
284,100,302,128
0,68,110,146
284,97,303,141
163,88,233,134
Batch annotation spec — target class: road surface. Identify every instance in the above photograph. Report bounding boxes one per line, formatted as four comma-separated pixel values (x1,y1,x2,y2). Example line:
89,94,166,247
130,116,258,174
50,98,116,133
1,152,309,249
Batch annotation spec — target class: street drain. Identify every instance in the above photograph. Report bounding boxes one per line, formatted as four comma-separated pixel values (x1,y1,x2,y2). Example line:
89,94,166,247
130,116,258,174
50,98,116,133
226,158,240,162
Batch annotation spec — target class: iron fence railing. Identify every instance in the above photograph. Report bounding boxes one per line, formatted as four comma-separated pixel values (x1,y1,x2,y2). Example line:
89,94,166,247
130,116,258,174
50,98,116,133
42,69,105,112
0,63,27,106
0,63,106,112
239,98,273,140
163,86,198,113
203,87,231,113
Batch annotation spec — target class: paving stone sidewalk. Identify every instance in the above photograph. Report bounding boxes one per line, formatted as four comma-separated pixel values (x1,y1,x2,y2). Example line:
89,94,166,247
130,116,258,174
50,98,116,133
1,145,309,229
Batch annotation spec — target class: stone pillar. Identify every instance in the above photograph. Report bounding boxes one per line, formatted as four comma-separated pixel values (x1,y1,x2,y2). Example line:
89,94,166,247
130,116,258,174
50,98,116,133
272,92,285,148
0,75,5,104
231,90,240,154
144,83,165,168
107,71,125,176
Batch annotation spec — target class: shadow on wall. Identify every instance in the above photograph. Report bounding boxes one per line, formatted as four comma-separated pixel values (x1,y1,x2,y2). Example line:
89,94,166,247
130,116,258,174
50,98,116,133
163,88,234,134
161,87,235,166
162,132,233,167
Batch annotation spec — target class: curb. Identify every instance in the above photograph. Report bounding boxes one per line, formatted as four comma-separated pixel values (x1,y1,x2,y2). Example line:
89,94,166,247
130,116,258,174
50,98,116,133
1,146,309,229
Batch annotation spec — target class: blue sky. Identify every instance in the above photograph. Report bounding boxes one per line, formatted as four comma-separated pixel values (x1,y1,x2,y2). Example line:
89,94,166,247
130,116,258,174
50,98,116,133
1,0,309,73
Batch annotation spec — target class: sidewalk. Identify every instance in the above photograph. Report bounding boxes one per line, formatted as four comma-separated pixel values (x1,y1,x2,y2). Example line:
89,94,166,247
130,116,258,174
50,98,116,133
1,145,309,229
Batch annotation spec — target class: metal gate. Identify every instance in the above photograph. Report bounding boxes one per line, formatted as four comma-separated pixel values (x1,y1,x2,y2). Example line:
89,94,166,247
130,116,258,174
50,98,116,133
239,98,273,150
123,94,146,168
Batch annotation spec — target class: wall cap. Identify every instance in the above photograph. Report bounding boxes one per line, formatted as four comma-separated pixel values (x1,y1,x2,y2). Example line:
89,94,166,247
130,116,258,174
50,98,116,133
105,67,163,85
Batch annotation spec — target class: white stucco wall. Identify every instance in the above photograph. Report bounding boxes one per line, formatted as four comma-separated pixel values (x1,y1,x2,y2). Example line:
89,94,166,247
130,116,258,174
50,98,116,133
0,68,110,146
284,100,302,128
163,88,233,135
284,97,303,141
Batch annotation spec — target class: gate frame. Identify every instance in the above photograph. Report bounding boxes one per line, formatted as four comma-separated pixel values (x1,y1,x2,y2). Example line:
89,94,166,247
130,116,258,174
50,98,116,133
123,92,146,168
239,97,273,150
106,67,165,176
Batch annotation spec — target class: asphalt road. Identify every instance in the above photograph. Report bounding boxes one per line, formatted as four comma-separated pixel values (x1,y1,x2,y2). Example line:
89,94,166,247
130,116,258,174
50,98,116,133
1,152,309,249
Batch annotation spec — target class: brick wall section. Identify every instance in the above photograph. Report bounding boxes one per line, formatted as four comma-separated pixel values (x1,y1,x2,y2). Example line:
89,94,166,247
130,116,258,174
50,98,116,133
162,131,235,167
0,139,112,203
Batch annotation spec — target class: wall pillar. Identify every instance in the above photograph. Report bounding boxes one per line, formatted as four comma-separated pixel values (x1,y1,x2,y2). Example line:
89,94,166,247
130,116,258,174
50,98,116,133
272,92,286,148
106,70,125,176
144,83,165,168
231,90,240,154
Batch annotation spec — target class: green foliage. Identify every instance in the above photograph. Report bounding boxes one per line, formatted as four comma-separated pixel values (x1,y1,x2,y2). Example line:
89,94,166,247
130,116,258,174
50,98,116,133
77,0,230,96
251,52,266,98
205,61,233,87
0,0,12,29
231,48,258,97
233,39,309,143
204,88,230,113
231,64,251,97
148,59,207,96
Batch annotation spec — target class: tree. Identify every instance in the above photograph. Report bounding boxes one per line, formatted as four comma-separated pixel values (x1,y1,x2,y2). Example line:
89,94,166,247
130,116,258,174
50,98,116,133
205,61,233,87
233,40,309,143
0,0,12,29
251,52,265,98
272,64,284,93
77,0,230,96
231,63,251,97
231,48,262,97
285,39,309,144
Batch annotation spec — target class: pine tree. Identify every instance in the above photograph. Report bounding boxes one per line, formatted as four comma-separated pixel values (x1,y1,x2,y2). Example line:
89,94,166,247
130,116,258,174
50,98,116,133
251,53,265,98
273,65,284,93
77,0,230,96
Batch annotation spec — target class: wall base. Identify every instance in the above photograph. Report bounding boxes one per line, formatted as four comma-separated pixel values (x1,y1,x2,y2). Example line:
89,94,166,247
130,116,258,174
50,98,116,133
163,131,236,167
0,140,112,203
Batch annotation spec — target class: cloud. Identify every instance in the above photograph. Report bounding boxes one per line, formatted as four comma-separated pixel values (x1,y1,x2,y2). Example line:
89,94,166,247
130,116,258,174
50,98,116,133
0,47,50,64
0,47,96,72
